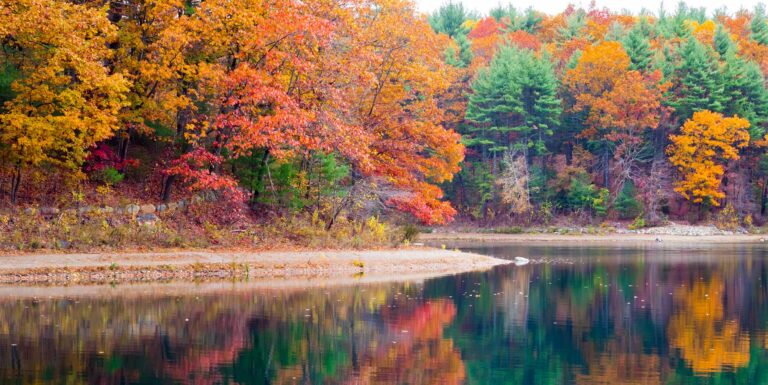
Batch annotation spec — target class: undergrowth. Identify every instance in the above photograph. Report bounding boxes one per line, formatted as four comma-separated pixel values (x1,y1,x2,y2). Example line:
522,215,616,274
0,203,407,252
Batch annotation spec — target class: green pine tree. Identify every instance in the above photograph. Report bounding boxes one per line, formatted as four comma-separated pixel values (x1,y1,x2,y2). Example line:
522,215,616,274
668,38,727,121
721,53,768,140
559,9,587,40
714,24,735,57
445,32,473,68
752,4,768,45
465,46,562,158
428,1,474,38
622,21,654,71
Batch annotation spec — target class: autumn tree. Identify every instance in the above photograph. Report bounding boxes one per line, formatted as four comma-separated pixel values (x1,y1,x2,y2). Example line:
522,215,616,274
0,0,129,203
351,0,465,224
564,41,631,188
585,70,670,195
108,0,196,169
667,110,750,207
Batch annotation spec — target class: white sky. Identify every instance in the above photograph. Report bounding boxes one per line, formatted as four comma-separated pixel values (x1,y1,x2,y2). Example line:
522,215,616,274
414,0,767,16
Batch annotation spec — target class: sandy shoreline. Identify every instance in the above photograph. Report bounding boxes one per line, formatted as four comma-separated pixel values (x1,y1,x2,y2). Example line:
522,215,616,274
420,232,767,244
0,248,511,285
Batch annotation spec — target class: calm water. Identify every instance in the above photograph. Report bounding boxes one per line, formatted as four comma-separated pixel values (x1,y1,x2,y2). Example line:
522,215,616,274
2,242,768,384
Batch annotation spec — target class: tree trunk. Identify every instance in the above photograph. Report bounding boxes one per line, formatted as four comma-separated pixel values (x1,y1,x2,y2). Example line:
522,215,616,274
10,164,21,205
761,179,768,216
602,149,610,189
161,175,176,202
250,150,270,206
117,125,133,171
161,96,192,202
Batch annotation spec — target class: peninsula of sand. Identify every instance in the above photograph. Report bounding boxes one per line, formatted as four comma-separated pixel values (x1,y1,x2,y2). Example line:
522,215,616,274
0,248,511,285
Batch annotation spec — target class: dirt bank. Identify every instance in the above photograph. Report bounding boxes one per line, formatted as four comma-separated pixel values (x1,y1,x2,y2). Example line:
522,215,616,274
420,232,767,244
0,248,511,284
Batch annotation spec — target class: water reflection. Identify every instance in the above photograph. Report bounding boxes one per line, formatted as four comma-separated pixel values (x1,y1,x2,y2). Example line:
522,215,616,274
2,243,768,384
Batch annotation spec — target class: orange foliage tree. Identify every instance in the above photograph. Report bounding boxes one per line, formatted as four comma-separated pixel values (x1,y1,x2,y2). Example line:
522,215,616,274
584,70,670,192
564,41,668,192
666,110,750,206
349,0,465,224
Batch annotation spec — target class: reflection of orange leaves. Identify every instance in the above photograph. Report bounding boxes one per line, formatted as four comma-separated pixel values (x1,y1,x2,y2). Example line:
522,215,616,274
389,300,457,339
350,299,465,385
667,276,751,374
163,316,248,385
352,338,465,385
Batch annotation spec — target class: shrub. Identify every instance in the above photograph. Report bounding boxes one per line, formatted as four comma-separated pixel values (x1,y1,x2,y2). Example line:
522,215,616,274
715,203,739,231
628,215,646,230
401,223,420,243
495,226,523,234
592,188,610,217
539,201,554,224
615,181,642,219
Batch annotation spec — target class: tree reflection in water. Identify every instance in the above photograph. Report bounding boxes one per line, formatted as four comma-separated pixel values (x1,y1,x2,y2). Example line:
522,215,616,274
3,244,768,384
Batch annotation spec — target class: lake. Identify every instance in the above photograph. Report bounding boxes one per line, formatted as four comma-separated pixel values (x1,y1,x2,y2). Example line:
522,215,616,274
1,241,767,384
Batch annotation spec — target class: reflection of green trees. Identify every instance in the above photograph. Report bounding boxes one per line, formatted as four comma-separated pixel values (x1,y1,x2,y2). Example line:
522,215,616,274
222,322,349,384
423,247,768,384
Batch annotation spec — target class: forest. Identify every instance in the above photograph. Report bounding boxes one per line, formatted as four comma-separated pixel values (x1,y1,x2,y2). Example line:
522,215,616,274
2,0,768,231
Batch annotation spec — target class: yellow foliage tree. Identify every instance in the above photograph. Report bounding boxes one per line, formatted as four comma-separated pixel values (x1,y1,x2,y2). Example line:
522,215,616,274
0,0,129,202
666,110,750,207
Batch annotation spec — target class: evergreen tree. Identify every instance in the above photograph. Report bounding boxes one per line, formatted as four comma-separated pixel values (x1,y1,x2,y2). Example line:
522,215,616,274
445,32,473,68
714,24,735,57
604,22,626,42
659,3,695,39
722,54,768,140
622,21,653,71
466,46,562,159
429,2,473,38
488,4,509,21
502,7,542,33
615,180,642,219
752,4,768,45
669,38,727,122
559,9,587,40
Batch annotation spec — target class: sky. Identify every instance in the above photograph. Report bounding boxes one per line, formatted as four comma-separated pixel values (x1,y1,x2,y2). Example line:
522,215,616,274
414,0,767,16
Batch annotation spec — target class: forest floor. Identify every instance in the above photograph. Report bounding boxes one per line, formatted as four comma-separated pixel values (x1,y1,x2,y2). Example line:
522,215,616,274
0,247,510,285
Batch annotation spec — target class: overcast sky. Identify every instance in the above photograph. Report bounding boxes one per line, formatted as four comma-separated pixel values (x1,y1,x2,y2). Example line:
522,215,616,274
414,0,767,16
